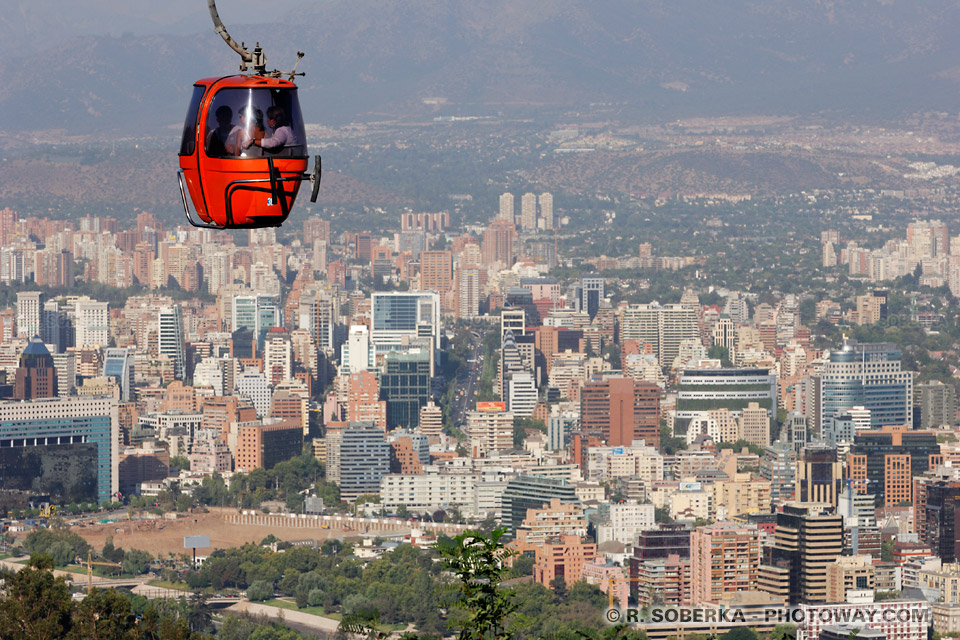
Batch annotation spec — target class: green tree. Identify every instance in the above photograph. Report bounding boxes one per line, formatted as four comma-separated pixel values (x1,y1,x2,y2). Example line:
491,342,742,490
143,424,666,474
549,576,568,602
721,629,758,640
0,554,74,640
436,528,518,640
70,587,139,639
881,539,896,562
509,555,534,578
247,580,275,602
121,548,154,575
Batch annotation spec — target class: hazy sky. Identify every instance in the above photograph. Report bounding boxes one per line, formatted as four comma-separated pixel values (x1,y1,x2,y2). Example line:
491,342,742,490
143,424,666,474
2,0,309,56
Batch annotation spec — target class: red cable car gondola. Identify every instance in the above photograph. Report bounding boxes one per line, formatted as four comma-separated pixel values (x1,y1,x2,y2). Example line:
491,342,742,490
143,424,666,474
177,0,320,229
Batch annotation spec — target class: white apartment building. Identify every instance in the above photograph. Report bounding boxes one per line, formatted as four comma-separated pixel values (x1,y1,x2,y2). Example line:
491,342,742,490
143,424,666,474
598,502,656,545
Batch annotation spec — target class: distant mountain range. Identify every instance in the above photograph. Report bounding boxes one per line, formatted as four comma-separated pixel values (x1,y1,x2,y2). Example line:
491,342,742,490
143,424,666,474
2,0,960,136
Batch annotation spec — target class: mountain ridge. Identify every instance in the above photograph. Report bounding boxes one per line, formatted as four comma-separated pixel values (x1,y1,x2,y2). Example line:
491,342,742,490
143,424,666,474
2,0,959,136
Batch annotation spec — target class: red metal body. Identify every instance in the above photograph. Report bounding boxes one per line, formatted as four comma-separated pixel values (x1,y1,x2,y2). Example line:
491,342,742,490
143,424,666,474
178,75,307,228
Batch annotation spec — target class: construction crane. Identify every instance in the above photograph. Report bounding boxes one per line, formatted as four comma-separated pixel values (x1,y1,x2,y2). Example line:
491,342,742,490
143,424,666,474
86,549,123,593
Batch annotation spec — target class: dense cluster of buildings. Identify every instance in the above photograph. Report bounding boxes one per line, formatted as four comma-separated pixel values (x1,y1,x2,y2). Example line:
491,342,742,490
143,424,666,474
4,203,960,640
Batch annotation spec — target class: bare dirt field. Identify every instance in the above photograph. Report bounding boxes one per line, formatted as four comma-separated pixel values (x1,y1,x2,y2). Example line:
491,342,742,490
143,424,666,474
70,508,344,557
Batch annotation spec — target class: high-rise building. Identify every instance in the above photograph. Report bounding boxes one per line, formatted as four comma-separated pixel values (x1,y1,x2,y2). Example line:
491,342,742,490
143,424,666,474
919,380,957,429
465,403,514,458
675,368,778,428
380,349,431,430
796,446,842,507
158,306,186,380
456,266,480,320
712,315,736,351
539,192,554,230
41,301,72,354
370,292,441,374
520,192,537,230
1,248,25,284
855,290,888,325
816,339,913,431
621,303,700,368
341,325,371,375
13,336,58,400
500,309,526,340
326,422,390,501
235,368,271,417
690,523,761,604
481,220,515,268
848,425,938,506
907,219,949,257
0,395,119,503
925,481,960,562
16,291,42,338
760,442,797,504
501,474,579,537
499,192,515,222
344,371,386,429
760,503,844,604
506,371,538,418
533,535,598,590
824,555,876,604
207,251,231,295
580,377,660,448
103,348,134,403
298,288,336,352
74,299,109,348
263,328,293,385
481,220,517,268
234,418,303,472
418,401,443,440
739,402,771,447
579,275,604,320
419,250,452,294
232,293,281,348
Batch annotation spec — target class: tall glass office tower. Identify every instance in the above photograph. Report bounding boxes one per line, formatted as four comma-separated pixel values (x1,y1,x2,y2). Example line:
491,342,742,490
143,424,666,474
817,338,913,429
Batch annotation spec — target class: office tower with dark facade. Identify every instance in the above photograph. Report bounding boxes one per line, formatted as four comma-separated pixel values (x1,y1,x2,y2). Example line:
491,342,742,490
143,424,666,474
628,524,692,600
579,275,604,320
848,426,938,507
759,503,844,604
0,396,118,504
579,377,660,448
925,481,960,563
501,475,578,538
796,446,842,507
380,350,431,430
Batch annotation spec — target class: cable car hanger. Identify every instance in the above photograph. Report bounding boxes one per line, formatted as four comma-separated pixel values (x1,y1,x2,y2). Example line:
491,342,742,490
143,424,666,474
208,0,302,79
176,0,321,230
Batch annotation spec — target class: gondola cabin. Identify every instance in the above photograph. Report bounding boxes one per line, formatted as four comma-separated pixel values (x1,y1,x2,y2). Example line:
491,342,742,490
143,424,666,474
178,75,309,229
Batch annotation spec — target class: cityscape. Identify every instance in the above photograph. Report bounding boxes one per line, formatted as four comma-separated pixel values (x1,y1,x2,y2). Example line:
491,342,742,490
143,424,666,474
6,2,960,640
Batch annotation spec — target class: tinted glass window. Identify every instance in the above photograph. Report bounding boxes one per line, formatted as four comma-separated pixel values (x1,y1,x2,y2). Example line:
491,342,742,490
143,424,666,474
204,87,307,158
179,85,207,156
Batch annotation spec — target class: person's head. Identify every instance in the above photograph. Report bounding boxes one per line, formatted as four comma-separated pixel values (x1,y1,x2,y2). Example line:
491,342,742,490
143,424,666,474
241,107,264,131
266,106,288,128
215,105,233,126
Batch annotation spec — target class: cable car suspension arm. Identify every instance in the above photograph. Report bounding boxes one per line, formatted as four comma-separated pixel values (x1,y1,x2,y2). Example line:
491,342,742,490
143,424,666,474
207,0,267,74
